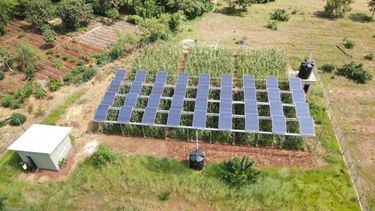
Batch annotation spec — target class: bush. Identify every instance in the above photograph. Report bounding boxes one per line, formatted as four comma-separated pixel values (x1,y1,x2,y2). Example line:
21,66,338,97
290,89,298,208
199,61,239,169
24,0,53,27
127,15,142,25
364,52,374,61
91,0,122,18
87,144,116,168
42,25,57,47
168,12,185,33
58,0,93,30
105,8,120,20
33,85,46,99
270,9,290,21
10,98,22,109
266,20,278,30
48,80,63,91
158,191,170,201
219,156,259,187
320,63,335,73
82,68,96,82
140,17,170,42
282,136,304,150
10,113,27,126
342,38,355,49
15,82,33,100
1,95,13,108
63,66,85,84
110,33,139,59
15,42,42,74
0,70,4,80
0,0,19,35
324,0,353,18
52,58,64,69
338,62,373,83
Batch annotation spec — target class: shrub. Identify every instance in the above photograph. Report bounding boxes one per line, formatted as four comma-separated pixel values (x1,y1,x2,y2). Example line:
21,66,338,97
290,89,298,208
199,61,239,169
270,9,290,21
91,0,122,18
105,8,120,20
87,144,116,168
343,38,355,49
42,25,57,47
58,0,93,30
127,15,142,25
15,42,42,73
48,80,63,91
24,0,53,27
52,58,64,69
158,191,170,201
0,120,6,128
364,52,374,61
338,62,373,83
15,82,33,100
320,63,335,73
324,0,353,18
10,98,22,109
10,113,27,126
0,0,19,35
219,156,259,187
266,20,278,30
1,95,13,108
33,85,46,99
110,32,140,59
168,12,185,33
282,136,304,150
63,66,85,84
0,70,4,80
140,17,170,42
82,68,96,82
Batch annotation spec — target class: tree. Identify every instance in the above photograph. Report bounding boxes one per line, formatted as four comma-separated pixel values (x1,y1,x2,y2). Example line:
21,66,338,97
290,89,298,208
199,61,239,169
369,0,375,20
225,0,252,11
15,42,42,74
58,0,93,30
24,0,54,27
42,25,57,47
0,0,18,35
324,0,353,18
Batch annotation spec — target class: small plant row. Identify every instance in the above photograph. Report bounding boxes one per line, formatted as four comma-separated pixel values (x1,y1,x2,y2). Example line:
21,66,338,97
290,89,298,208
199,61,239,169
1,82,46,109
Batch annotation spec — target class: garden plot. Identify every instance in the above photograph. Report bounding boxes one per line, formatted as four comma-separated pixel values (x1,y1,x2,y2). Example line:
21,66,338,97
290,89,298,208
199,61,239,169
76,20,138,50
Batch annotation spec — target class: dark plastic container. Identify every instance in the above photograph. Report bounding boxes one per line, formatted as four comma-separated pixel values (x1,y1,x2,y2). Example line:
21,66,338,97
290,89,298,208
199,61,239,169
298,60,315,79
189,149,205,171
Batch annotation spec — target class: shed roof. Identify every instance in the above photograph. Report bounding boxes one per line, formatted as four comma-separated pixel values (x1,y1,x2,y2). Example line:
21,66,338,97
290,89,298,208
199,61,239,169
8,124,72,154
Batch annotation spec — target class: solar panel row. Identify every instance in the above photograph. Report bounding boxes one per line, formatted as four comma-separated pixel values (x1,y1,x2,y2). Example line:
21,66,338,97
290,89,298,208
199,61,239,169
219,75,232,130
192,73,210,129
243,76,259,132
266,77,286,134
167,72,189,126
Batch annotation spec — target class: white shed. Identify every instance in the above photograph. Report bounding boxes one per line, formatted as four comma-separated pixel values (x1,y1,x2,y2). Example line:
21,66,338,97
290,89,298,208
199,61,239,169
8,124,72,171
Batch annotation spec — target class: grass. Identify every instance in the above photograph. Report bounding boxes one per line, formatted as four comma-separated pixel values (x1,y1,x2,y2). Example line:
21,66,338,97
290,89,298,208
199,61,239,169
41,91,82,125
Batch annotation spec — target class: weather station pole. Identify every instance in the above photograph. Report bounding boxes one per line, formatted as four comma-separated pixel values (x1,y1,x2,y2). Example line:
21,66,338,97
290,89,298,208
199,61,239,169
195,129,199,149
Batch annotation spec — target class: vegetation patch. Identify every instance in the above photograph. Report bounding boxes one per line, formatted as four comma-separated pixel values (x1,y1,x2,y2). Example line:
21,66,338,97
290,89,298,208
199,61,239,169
9,113,27,126
219,156,259,187
270,9,290,22
86,144,117,168
338,62,372,83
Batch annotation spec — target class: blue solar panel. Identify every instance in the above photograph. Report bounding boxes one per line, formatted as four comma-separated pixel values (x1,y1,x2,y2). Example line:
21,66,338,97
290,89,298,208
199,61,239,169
292,89,306,103
142,107,157,125
146,95,161,108
108,80,122,93
134,71,146,82
197,86,209,97
167,109,182,126
299,117,315,136
193,110,207,129
243,76,255,88
171,95,184,109
94,104,110,122
129,81,143,94
221,75,232,87
177,73,188,84
124,93,138,107
195,99,208,111
115,69,126,80
267,88,281,102
118,106,133,123
266,77,278,88
151,83,164,95
295,102,310,117
102,91,116,105
199,73,210,86
219,112,232,130
289,77,302,90
245,113,259,132
155,71,167,84
219,100,232,113
272,115,286,134
174,84,187,96
245,100,257,114
220,88,232,99
269,101,284,116
244,87,256,100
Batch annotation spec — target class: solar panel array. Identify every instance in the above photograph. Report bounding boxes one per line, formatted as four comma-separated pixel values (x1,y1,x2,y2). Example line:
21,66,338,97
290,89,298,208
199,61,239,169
94,70,315,137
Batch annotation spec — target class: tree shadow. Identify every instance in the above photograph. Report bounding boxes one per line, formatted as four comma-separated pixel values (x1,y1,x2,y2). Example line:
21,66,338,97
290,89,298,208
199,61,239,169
349,13,373,23
214,7,245,17
313,11,336,20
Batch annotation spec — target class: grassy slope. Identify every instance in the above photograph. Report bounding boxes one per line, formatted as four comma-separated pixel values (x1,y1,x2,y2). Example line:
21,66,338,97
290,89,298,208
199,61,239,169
0,83,360,210
175,0,375,207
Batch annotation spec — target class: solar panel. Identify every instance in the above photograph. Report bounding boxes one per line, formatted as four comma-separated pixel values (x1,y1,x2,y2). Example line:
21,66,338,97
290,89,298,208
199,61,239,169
243,75,255,88
167,109,182,126
197,86,209,97
155,71,167,84
134,71,146,82
115,69,126,80
245,100,257,114
124,93,138,107
267,88,281,102
272,115,286,134
108,80,122,93
299,117,315,136
220,88,232,99
219,112,232,130
142,107,157,125
118,106,133,123
147,95,161,108
295,102,310,117
269,101,284,116
292,89,306,103
199,73,210,86
245,113,259,132
219,100,232,113
151,83,164,95
102,91,116,105
193,110,207,129
129,81,143,94
221,75,232,87
195,99,208,111
266,77,278,88
171,95,184,109
244,87,256,100
94,104,110,122
289,77,302,90
174,84,187,96
177,72,188,84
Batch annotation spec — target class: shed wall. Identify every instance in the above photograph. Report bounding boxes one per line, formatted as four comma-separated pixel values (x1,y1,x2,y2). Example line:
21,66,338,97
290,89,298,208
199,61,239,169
16,151,57,170
50,135,72,170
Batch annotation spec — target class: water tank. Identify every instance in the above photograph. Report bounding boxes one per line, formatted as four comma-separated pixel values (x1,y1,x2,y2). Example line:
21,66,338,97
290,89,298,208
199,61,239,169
298,60,315,79
189,149,205,171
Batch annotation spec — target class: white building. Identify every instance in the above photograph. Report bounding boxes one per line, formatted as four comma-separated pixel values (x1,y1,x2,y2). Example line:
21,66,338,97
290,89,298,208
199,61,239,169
8,124,72,171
